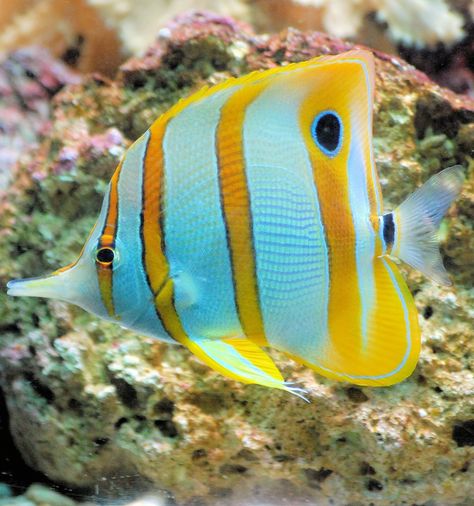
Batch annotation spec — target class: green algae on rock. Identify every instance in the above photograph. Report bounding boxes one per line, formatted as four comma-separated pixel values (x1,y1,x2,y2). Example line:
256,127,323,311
0,11,473,506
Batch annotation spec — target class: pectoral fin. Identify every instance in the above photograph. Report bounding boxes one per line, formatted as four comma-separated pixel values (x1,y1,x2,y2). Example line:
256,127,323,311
185,336,307,399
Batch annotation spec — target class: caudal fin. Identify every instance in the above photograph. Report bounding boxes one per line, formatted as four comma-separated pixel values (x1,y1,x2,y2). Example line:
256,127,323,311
390,165,464,285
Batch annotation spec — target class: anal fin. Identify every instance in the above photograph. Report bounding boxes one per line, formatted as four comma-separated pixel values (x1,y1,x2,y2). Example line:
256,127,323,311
185,336,307,399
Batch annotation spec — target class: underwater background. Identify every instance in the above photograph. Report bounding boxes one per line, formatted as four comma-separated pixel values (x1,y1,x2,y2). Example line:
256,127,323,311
0,1,473,505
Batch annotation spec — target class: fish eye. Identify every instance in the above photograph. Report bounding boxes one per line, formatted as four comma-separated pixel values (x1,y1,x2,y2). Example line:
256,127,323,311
311,111,343,157
96,247,115,265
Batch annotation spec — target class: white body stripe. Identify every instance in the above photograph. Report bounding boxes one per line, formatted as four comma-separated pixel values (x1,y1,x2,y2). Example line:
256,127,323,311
347,124,376,352
80,186,111,318
114,132,173,342
242,73,330,359
162,88,243,339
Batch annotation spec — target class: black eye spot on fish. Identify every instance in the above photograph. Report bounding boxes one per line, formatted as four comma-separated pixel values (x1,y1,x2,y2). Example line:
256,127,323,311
312,111,343,156
96,247,115,265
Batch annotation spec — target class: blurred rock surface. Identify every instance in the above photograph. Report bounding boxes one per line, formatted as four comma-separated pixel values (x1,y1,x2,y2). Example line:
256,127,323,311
0,0,123,76
253,0,466,47
0,0,251,74
0,47,80,189
0,10,473,506
0,0,471,88
0,482,167,506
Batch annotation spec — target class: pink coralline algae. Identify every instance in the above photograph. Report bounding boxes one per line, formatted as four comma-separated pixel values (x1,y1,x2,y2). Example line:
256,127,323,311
0,46,81,188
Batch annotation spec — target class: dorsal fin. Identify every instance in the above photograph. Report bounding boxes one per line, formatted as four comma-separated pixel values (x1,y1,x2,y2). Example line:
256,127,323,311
151,49,375,128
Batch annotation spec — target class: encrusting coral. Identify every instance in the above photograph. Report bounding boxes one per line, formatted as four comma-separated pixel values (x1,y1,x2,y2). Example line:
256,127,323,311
373,0,465,47
0,11,473,506
253,0,466,47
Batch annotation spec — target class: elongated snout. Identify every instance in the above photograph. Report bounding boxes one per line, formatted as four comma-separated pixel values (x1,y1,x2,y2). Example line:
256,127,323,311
7,272,68,299
7,261,97,312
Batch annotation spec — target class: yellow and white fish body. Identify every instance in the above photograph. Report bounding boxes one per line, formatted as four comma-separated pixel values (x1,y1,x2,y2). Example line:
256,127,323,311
8,50,464,397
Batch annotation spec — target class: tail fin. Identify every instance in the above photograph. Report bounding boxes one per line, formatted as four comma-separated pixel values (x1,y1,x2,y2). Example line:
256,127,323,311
389,165,464,285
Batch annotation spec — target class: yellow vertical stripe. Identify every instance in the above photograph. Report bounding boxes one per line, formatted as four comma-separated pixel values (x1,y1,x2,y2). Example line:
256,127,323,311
299,63,362,369
141,122,169,299
216,81,269,346
142,100,208,345
141,119,189,344
97,161,123,317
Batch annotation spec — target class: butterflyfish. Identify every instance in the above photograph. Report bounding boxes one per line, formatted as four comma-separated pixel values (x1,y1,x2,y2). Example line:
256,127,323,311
8,50,464,398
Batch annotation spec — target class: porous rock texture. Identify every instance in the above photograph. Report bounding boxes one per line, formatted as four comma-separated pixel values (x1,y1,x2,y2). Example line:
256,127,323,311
0,12,473,506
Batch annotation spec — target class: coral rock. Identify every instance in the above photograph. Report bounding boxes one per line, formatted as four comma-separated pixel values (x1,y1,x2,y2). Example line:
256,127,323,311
0,0,251,73
0,11,473,506
253,0,466,48
0,46,80,189
0,0,123,75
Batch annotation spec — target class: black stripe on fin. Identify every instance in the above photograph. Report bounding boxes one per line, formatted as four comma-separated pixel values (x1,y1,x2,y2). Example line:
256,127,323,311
382,212,395,249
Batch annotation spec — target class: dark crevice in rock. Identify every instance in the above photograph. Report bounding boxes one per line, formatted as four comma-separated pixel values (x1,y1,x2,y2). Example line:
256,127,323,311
93,437,109,447
346,387,369,403
114,417,129,429
192,449,207,461
132,415,148,434
273,454,295,462
460,461,470,472
219,463,248,475
154,419,178,438
417,374,427,385
414,95,474,139
304,467,333,488
360,462,376,476
0,322,21,333
154,397,175,415
366,478,384,491
423,305,434,319
452,420,474,447
67,398,83,414
24,372,55,403
110,377,139,409
153,397,178,437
